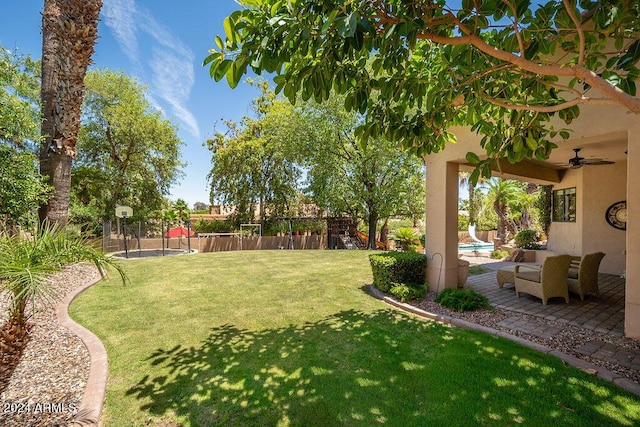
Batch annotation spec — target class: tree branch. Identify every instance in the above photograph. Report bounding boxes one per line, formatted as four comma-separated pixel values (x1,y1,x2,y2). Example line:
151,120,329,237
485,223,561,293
417,31,640,114
562,0,586,66
499,0,526,55
482,94,620,112
359,2,640,114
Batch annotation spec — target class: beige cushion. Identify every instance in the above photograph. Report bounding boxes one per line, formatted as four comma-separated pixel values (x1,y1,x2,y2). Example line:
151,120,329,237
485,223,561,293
516,270,541,282
568,267,579,279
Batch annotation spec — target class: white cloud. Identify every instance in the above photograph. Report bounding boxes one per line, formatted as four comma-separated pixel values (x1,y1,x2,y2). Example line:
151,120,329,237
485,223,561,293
101,0,200,139
102,0,139,65
150,46,200,138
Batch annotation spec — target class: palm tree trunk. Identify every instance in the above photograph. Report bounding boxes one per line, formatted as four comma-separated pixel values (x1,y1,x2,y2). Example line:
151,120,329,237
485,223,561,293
519,183,538,230
39,0,103,225
379,217,389,248
494,200,509,242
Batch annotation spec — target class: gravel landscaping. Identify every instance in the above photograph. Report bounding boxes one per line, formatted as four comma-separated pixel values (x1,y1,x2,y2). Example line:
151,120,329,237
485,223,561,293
0,261,638,426
409,291,640,386
0,264,100,427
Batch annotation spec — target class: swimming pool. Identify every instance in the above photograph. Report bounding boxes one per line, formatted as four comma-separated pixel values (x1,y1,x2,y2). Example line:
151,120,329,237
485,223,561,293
458,243,494,252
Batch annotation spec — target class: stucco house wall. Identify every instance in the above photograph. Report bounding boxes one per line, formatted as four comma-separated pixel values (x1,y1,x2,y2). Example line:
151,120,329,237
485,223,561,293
581,163,627,275
546,162,627,275
423,97,639,336
546,170,582,259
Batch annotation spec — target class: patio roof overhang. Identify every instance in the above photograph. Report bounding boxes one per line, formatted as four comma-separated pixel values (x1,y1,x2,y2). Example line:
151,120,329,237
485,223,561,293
458,158,565,183
457,131,629,184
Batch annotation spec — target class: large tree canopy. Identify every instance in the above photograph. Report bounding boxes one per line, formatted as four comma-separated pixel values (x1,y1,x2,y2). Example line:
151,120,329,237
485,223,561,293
71,70,184,225
207,82,304,224
0,48,41,149
207,83,425,247
297,95,425,248
206,0,640,182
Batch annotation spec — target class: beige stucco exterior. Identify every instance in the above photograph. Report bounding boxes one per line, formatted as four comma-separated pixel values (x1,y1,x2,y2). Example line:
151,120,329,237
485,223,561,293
424,99,640,338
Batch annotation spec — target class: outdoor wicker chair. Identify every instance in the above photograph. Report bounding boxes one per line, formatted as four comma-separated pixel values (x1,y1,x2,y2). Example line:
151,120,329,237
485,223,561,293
567,252,605,301
515,254,572,305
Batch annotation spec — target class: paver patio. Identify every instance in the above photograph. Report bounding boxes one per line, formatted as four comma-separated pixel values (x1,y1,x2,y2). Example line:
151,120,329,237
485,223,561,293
460,255,638,372
463,256,625,336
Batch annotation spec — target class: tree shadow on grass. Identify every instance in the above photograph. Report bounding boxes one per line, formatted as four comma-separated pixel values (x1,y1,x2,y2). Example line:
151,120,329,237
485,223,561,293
126,309,640,426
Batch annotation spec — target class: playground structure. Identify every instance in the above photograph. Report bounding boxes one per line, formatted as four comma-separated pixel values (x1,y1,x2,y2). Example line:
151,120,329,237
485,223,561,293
101,215,387,254
326,217,387,250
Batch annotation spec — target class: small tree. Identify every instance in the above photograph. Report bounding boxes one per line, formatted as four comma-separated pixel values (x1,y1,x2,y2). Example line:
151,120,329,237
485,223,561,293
484,179,522,242
193,202,209,213
0,223,126,329
173,199,190,225
394,228,420,252
206,83,303,225
297,95,426,249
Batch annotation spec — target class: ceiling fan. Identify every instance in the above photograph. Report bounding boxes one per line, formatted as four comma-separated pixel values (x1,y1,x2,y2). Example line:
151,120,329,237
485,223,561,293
562,148,615,169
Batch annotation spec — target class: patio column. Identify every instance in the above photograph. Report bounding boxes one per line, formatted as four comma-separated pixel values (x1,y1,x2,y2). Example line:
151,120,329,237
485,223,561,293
626,124,640,338
424,157,459,292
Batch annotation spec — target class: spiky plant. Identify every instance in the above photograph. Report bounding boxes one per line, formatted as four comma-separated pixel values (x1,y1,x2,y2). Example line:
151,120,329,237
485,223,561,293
0,222,127,328
393,227,420,252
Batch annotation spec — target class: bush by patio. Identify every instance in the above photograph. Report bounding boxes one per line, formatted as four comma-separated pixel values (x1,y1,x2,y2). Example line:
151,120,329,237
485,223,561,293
369,251,426,292
514,229,542,249
435,288,491,312
388,282,426,302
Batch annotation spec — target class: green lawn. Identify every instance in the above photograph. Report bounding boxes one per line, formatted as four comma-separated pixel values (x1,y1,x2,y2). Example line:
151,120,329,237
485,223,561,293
70,250,640,426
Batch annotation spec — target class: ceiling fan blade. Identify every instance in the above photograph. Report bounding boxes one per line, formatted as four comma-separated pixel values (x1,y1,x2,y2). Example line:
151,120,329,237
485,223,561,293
581,159,615,165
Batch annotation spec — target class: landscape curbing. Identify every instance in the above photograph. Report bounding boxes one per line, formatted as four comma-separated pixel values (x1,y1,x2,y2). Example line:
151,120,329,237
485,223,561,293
55,275,108,427
367,284,640,397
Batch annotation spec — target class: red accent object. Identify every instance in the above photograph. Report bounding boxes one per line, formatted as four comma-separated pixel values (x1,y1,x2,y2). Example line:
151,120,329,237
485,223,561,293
164,226,195,238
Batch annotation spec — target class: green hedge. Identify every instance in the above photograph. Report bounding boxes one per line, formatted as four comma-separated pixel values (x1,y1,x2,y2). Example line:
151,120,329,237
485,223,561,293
369,251,427,292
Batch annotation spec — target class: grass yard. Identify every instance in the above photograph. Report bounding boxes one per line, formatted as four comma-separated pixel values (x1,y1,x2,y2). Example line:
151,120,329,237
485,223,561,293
70,250,640,426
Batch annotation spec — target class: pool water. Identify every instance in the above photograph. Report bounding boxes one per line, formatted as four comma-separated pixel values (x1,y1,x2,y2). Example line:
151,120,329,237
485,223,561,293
458,243,494,252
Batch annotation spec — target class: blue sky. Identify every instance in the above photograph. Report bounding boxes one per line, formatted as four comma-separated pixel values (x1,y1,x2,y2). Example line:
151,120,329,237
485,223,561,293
0,1,263,209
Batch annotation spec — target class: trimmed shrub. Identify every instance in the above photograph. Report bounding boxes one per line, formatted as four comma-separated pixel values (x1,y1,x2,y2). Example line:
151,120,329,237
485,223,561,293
435,288,490,312
369,251,427,292
389,282,426,302
514,229,541,249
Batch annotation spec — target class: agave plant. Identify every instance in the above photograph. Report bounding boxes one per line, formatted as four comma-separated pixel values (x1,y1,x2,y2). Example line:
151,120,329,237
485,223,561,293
0,223,127,328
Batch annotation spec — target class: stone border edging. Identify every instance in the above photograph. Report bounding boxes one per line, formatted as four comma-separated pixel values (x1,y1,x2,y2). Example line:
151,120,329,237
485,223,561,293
366,285,640,397
55,275,108,427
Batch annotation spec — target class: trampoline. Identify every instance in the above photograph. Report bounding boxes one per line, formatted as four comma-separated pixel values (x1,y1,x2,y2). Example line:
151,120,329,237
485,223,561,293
111,249,197,259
